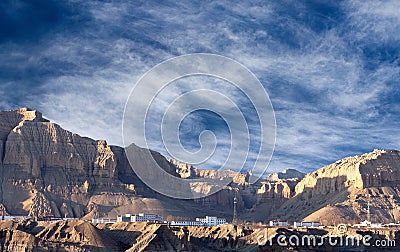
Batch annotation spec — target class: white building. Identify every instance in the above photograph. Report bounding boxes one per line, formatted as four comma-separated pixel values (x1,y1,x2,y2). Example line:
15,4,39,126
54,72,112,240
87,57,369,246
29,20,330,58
383,223,400,228
63,218,80,221
117,213,163,223
170,221,205,226
353,220,383,228
269,220,288,227
371,223,383,228
92,218,117,224
3,216,32,221
196,216,226,226
294,221,321,228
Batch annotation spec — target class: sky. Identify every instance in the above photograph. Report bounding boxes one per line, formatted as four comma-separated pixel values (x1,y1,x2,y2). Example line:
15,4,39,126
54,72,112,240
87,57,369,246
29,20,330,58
1,0,399,174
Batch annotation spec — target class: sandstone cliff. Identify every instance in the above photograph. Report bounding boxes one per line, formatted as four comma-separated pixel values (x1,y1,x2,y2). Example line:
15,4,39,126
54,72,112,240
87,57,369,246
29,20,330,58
1,108,400,226
257,150,400,224
294,149,390,196
0,108,123,218
256,179,298,202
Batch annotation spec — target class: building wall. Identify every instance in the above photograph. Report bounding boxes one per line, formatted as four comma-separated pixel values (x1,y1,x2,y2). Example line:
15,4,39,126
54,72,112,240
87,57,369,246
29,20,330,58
170,221,204,226
195,216,226,226
117,213,163,223
270,221,288,226
294,222,321,227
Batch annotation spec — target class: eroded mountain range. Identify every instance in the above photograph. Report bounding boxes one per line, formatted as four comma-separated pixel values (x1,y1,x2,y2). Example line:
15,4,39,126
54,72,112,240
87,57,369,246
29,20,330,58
1,108,400,225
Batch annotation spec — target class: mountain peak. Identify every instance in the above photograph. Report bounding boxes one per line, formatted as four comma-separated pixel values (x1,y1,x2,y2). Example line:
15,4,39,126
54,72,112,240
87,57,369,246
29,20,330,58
266,168,305,181
14,108,48,122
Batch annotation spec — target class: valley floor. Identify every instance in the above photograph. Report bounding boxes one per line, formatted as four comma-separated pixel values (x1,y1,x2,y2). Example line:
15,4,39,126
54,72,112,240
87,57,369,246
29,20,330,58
0,220,398,251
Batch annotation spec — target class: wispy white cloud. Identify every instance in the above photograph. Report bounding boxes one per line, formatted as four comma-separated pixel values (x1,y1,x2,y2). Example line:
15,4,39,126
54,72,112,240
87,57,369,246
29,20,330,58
344,0,400,42
1,0,399,175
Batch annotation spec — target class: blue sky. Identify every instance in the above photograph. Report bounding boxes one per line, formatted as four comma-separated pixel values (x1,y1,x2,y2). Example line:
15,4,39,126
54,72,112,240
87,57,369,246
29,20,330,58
1,0,399,173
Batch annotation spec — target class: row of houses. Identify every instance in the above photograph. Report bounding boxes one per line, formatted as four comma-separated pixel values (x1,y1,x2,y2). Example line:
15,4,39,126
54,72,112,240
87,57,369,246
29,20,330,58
91,218,117,224
117,213,163,223
1,216,79,221
91,213,162,224
1,216,31,221
92,213,227,227
269,220,322,228
170,216,227,227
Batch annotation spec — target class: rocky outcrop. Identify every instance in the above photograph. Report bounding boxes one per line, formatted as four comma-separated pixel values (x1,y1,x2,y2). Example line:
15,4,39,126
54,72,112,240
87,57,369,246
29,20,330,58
171,159,253,185
256,179,298,203
0,108,48,140
36,220,121,249
28,192,54,218
101,221,256,251
266,168,305,181
0,108,124,218
0,229,43,252
0,203,9,217
4,120,117,180
294,149,400,197
0,108,48,164
170,159,199,178
359,150,400,187
255,149,400,223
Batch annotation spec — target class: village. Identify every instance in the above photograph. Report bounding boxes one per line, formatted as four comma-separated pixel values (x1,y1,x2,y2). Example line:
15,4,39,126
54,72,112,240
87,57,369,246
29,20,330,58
2,212,400,231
